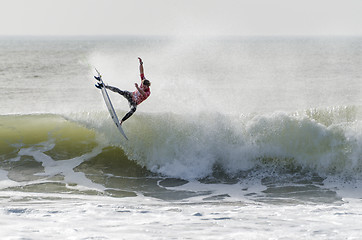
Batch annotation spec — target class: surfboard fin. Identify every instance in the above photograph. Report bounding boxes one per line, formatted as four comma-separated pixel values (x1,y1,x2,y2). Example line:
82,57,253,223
95,83,103,89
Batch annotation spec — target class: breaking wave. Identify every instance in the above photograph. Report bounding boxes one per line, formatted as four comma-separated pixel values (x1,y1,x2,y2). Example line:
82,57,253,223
1,105,361,181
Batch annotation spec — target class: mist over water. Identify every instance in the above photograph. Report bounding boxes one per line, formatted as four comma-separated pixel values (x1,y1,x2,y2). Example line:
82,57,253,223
1,36,361,114
87,36,362,115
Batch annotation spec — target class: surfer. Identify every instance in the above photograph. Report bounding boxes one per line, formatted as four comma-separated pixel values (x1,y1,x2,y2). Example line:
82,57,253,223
95,57,151,125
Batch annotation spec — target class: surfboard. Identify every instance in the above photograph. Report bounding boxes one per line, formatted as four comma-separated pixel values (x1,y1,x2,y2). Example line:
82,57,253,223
94,68,128,140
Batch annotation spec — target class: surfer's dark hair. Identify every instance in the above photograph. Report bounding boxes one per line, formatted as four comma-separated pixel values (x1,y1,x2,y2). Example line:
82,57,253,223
143,79,151,87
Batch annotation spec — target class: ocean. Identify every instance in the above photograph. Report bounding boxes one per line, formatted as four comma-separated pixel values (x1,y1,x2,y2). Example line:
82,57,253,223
0,36,362,239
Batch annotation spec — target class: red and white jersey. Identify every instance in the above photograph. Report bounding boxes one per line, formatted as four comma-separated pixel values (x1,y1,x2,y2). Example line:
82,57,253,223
132,83,150,105
132,74,151,105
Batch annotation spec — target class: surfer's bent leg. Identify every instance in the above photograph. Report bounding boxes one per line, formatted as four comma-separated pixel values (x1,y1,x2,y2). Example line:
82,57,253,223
121,104,137,123
106,86,134,104
105,85,126,95
105,85,137,123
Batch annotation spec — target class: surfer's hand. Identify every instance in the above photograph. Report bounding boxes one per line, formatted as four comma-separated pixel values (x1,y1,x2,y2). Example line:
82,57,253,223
135,83,139,88
138,57,143,65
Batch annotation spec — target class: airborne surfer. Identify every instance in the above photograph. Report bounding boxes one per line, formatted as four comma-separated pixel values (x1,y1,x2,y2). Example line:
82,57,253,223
95,57,151,125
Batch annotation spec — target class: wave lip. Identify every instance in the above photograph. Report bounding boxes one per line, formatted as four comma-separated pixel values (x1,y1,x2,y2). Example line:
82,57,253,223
114,108,362,180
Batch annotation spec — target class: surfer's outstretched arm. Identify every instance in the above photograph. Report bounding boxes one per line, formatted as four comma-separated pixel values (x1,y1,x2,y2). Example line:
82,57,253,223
138,57,145,80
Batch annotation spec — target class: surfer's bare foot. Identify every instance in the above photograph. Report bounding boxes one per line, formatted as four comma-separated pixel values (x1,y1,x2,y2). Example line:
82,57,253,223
120,121,123,126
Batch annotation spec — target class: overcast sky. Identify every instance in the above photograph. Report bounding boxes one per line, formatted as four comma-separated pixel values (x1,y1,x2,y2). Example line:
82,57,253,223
1,0,362,36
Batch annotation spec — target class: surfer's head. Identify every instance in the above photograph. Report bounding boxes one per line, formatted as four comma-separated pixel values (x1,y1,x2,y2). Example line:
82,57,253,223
143,79,151,88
